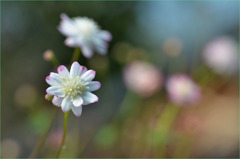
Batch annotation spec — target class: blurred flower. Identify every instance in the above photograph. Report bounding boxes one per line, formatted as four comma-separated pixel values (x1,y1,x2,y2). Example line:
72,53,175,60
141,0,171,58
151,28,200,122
166,74,201,106
203,36,239,76
112,42,148,64
46,62,101,117
124,61,163,97
58,13,112,58
162,37,182,57
43,49,54,61
1,139,20,158
47,129,63,148
14,84,37,108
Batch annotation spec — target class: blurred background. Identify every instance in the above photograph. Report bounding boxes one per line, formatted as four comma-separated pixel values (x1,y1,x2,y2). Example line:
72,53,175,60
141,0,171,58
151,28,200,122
1,1,239,158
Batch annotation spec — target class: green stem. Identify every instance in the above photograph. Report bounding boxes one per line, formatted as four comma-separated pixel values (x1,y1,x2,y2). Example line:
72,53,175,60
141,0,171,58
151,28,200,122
153,103,180,157
56,111,70,158
28,109,57,158
71,48,81,64
51,54,60,68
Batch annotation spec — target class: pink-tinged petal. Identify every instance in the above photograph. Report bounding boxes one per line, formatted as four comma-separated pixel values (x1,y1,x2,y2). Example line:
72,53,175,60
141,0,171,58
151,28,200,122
61,97,72,112
52,96,63,107
87,81,101,91
70,62,81,78
72,96,83,107
46,86,63,96
79,66,88,76
46,76,61,86
82,92,98,105
71,105,82,117
65,38,77,47
82,46,93,58
81,70,96,81
99,30,112,41
58,65,69,78
60,13,68,20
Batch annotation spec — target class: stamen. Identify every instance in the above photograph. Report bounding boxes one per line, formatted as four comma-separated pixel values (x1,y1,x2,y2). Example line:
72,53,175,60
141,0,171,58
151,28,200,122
62,76,87,99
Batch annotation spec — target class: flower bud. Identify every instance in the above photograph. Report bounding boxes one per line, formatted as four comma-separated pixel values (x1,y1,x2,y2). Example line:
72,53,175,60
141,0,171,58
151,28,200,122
43,50,54,61
45,94,53,101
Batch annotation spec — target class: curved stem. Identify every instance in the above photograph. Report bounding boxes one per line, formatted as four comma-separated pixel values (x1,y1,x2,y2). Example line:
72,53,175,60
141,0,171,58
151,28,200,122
71,48,81,64
56,111,70,158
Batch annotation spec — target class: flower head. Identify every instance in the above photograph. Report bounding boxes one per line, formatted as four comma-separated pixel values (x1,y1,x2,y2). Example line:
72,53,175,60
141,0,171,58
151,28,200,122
124,61,163,97
46,62,101,117
166,74,201,106
203,36,239,76
58,13,112,58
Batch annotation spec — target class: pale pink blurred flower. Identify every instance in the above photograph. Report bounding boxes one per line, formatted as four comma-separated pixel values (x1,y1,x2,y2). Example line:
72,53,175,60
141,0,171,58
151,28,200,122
124,61,163,97
166,74,201,106
47,129,63,148
58,13,112,58
203,36,239,75
46,62,101,117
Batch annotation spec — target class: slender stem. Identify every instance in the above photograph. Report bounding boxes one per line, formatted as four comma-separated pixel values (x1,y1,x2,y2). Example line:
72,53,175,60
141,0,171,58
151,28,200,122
153,103,180,157
51,53,60,68
71,48,81,64
28,109,57,158
56,111,70,158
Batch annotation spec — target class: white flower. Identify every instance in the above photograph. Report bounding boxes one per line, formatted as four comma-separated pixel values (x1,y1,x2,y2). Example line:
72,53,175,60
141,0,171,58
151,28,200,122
203,36,239,76
46,62,101,117
166,74,201,106
58,13,112,58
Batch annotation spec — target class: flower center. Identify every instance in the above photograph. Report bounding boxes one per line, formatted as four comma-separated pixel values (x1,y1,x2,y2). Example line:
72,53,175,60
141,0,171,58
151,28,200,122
62,76,87,99
176,81,193,97
77,19,97,37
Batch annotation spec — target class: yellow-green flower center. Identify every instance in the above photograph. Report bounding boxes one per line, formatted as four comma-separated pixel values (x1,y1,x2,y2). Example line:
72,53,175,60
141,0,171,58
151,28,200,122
62,76,87,99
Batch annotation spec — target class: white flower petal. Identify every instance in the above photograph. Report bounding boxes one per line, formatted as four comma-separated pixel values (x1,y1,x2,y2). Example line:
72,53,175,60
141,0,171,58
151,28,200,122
82,92,98,105
61,97,72,112
65,38,77,47
81,70,96,81
46,86,64,97
72,96,83,107
70,62,81,78
82,45,93,58
46,75,61,86
58,13,79,36
99,30,112,41
58,65,70,79
87,81,101,91
52,96,63,107
49,72,62,83
71,105,82,117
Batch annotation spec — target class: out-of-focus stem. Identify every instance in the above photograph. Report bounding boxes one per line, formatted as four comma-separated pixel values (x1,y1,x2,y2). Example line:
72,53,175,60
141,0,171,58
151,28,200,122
153,103,180,158
56,111,70,158
51,55,60,68
28,109,57,158
78,91,139,157
71,48,81,64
